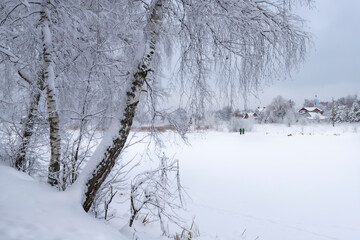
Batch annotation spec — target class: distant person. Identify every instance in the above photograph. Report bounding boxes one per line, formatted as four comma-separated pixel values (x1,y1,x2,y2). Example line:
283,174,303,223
239,128,242,135
242,128,245,135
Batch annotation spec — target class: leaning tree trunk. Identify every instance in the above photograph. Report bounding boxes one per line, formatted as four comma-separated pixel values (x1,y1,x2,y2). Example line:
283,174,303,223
15,78,42,171
82,0,164,212
41,0,62,187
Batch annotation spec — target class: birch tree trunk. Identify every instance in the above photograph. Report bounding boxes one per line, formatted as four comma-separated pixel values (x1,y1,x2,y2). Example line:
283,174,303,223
40,0,62,187
82,0,164,212
15,77,42,171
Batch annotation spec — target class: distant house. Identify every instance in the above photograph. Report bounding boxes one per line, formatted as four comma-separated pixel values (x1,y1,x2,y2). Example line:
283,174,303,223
298,107,323,114
298,107,326,120
244,112,258,119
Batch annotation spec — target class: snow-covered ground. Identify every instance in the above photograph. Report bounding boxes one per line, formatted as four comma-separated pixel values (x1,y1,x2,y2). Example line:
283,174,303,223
123,124,360,240
1,124,359,240
171,130,360,240
0,164,127,240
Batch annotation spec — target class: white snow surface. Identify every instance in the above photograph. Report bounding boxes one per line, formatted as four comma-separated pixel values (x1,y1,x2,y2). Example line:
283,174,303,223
1,124,360,240
178,133,360,240
0,164,126,240
119,124,360,240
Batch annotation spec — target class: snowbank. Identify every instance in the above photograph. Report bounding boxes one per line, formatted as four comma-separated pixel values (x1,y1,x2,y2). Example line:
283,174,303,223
0,165,126,240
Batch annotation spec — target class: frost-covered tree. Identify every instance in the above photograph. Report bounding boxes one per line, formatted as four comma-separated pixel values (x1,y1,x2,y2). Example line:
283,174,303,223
339,106,350,122
348,101,360,122
216,106,233,121
39,0,62,186
337,95,358,108
265,96,296,123
330,96,359,123
1,0,313,214
1,0,133,187
333,103,344,123
56,0,137,189
0,0,62,184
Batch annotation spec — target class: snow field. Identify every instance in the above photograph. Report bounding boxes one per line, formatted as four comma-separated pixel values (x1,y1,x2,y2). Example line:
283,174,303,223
121,124,360,239
173,131,360,239
0,123,359,240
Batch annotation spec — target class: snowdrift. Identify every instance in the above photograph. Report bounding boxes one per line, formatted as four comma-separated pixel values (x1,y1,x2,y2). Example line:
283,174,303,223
0,164,126,240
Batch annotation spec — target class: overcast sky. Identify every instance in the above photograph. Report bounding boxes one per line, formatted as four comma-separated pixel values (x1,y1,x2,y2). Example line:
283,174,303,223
249,0,360,108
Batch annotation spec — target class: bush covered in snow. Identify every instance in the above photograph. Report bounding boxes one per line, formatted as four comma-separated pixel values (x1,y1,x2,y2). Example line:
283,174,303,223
263,96,296,124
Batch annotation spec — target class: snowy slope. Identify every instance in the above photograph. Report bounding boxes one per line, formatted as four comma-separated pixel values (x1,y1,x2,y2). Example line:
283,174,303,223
0,164,126,240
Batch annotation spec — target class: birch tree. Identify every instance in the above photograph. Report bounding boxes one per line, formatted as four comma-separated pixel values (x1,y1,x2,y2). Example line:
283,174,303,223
0,47,44,172
79,0,166,212
1,0,79,185
1,0,313,213
77,0,312,212
39,0,62,186
1,1,47,172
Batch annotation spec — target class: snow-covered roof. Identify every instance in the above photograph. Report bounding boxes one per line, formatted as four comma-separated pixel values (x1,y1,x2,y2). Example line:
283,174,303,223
243,112,258,119
303,107,321,111
298,107,323,113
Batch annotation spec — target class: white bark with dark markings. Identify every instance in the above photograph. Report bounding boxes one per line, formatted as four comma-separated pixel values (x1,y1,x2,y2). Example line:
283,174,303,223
15,75,42,171
81,0,164,212
40,0,61,187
